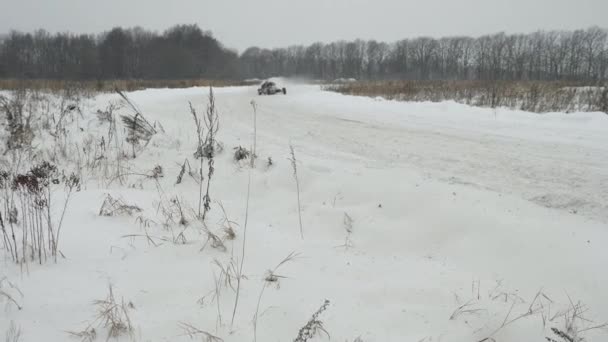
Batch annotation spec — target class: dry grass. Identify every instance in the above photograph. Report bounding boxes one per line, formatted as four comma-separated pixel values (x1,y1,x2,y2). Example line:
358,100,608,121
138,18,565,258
175,159,196,185
230,167,252,328
67,328,96,342
0,277,23,311
325,80,608,114
0,79,251,93
293,299,331,342
336,212,354,250
116,89,157,158
189,87,220,221
253,252,300,342
233,146,251,162
201,87,219,222
250,100,258,168
212,258,239,292
210,258,240,329
449,300,484,320
178,322,223,342
469,288,608,342
546,297,608,342
1,160,79,264
288,145,304,239
217,202,237,242
98,194,143,216
68,284,134,341
92,286,135,340
201,226,227,252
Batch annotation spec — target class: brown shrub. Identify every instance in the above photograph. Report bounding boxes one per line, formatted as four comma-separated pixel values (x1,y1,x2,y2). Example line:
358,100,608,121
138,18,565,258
325,80,607,113
0,79,250,93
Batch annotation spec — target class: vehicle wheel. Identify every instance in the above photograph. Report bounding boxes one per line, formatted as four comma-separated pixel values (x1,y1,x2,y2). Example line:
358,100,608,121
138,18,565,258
282,88,287,95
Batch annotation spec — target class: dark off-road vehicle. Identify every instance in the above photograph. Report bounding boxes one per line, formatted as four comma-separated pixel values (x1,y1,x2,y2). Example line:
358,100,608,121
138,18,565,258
258,81,287,95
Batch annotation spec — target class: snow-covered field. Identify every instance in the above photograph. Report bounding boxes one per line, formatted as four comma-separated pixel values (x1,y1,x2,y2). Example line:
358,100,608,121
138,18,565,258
2,81,608,341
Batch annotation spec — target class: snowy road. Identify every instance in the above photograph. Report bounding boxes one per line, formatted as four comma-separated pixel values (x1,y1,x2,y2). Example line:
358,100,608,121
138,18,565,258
206,84,608,223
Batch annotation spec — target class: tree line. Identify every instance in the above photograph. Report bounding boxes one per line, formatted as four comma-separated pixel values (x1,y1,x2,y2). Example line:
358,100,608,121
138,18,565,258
241,27,608,82
0,24,237,80
1,25,607,82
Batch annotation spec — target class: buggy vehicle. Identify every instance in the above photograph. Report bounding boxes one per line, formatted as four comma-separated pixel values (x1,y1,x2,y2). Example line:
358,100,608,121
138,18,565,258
258,81,286,95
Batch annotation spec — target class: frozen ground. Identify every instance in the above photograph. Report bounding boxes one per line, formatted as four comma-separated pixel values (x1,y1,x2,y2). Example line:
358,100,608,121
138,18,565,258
2,81,608,341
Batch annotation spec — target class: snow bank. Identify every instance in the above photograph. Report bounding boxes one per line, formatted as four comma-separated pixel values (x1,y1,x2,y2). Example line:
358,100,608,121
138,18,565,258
2,85,607,342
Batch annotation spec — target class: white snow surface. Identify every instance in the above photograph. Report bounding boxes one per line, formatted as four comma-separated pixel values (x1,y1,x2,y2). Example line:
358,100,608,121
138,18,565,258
2,82,608,341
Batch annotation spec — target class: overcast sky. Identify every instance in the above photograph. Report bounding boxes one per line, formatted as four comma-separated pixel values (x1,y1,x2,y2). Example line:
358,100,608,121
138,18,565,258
1,0,606,52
